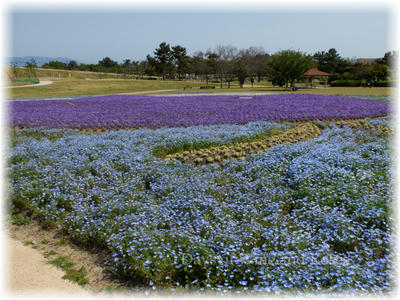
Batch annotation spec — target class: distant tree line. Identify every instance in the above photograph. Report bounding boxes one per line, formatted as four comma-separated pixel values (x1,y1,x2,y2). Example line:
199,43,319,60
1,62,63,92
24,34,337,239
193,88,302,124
35,42,396,87
313,48,396,87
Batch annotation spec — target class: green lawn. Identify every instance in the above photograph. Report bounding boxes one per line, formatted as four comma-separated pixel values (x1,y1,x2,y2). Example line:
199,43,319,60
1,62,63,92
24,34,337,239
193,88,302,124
6,74,394,98
8,81,39,87
161,86,394,96
11,67,133,80
7,78,219,98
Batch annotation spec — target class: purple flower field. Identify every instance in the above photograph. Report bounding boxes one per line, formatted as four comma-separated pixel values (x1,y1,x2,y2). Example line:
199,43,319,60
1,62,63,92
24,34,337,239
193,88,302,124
10,94,390,129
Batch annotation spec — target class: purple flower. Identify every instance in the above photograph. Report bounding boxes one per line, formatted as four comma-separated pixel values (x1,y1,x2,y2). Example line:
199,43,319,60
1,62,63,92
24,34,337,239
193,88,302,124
9,94,391,129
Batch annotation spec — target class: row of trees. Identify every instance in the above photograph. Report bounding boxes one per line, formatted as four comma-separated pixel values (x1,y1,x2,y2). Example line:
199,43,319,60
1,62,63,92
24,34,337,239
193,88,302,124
37,43,397,87
145,43,270,87
313,48,395,85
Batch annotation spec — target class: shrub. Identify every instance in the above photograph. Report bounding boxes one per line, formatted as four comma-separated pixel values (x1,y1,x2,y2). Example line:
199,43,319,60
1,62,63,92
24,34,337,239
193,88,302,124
373,80,395,87
12,78,40,83
330,80,361,87
328,72,341,84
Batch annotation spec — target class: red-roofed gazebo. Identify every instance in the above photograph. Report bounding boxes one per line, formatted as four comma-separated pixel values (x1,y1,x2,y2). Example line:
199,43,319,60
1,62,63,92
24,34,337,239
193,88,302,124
304,68,331,88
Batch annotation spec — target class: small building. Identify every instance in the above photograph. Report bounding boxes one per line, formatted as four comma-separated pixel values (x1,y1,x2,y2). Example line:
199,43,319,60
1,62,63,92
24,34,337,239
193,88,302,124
304,69,331,88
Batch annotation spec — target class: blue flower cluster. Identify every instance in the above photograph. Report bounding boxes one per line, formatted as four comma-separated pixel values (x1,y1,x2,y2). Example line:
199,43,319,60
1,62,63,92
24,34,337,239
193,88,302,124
8,120,392,294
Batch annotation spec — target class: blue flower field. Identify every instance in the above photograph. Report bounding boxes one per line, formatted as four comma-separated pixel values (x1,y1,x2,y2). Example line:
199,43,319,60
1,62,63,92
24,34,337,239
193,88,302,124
8,113,393,294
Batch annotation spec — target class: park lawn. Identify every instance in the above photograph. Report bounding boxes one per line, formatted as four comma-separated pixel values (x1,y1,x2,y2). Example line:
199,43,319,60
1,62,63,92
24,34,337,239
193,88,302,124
7,78,219,98
7,81,39,87
7,75,394,98
159,86,395,96
11,66,132,80
292,86,395,96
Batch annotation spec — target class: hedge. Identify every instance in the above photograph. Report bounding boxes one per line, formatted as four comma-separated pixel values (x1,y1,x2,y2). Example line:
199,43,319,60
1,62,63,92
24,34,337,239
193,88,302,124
12,78,40,84
330,80,361,87
373,80,395,87
331,79,395,87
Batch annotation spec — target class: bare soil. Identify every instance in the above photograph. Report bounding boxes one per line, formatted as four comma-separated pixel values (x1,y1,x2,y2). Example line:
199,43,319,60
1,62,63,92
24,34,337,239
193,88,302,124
6,220,125,295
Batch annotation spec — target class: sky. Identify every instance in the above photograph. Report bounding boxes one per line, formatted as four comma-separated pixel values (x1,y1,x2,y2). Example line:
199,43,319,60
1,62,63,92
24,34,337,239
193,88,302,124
8,8,393,64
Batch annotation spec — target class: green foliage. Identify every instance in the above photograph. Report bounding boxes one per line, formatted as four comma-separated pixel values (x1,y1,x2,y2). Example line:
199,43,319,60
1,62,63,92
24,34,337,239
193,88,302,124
366,63,390,82
56,239,67,246
153,128,277,158
268,50,314,88
376,51,398,69
235,63,249,88
48,255,89,285
149,42,175,79
373,80,395,87
16,45,395,90
42,60,68,69
164,122,321,165
313,48,348,74
49,255,75,269
11,214,31,225
24,59,37,78
12,78,40,83
44,250,57,258
67,60,79,70
63,267,89,286
331,80,362,87
98,57,119,68
172,45,189,80
11,62,19,77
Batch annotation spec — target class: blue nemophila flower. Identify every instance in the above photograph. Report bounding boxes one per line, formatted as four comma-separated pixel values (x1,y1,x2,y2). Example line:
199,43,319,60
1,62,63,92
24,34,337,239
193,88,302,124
8,119,392,293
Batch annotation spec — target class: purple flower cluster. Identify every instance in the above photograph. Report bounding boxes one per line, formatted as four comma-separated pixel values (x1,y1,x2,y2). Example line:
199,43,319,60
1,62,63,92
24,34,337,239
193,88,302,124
10,94,390,129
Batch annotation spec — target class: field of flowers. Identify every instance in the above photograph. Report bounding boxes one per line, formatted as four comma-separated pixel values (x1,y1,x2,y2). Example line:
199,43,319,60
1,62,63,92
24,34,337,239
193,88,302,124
10,94,390,130
8,94,393,294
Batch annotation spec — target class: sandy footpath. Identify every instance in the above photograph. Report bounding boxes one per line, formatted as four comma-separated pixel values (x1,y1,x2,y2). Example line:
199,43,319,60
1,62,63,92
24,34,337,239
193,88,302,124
5,236,90,296
5,81,54,89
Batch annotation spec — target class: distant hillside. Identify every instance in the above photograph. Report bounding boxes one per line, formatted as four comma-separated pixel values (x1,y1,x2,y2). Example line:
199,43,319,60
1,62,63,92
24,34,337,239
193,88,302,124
7,56,76,67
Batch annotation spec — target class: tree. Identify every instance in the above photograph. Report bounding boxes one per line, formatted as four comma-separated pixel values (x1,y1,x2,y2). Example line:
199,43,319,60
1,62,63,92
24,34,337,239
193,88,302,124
66,60,79,70
213,45,238,88
172,45,188,80
350,62,369,82
238,47,269,82
11,62,19,78
367,62,389,82
313,48,347,74
120,59,138,75
42,60,67,70
234,61,249,88
268,50,314,88
205,51,219,87
122,59,131,68
25,59,37,78
145,55,158,76
187,51,207,81
376,51,397,68
133,60,153,77
152,42,174,79
214,45,238,88
98,57,119,71
98,57,118,68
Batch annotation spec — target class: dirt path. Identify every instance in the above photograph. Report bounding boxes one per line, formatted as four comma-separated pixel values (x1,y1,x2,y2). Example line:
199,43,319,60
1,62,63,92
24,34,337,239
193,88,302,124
5,235,90,296
5,221,125,296
5,81,54,89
